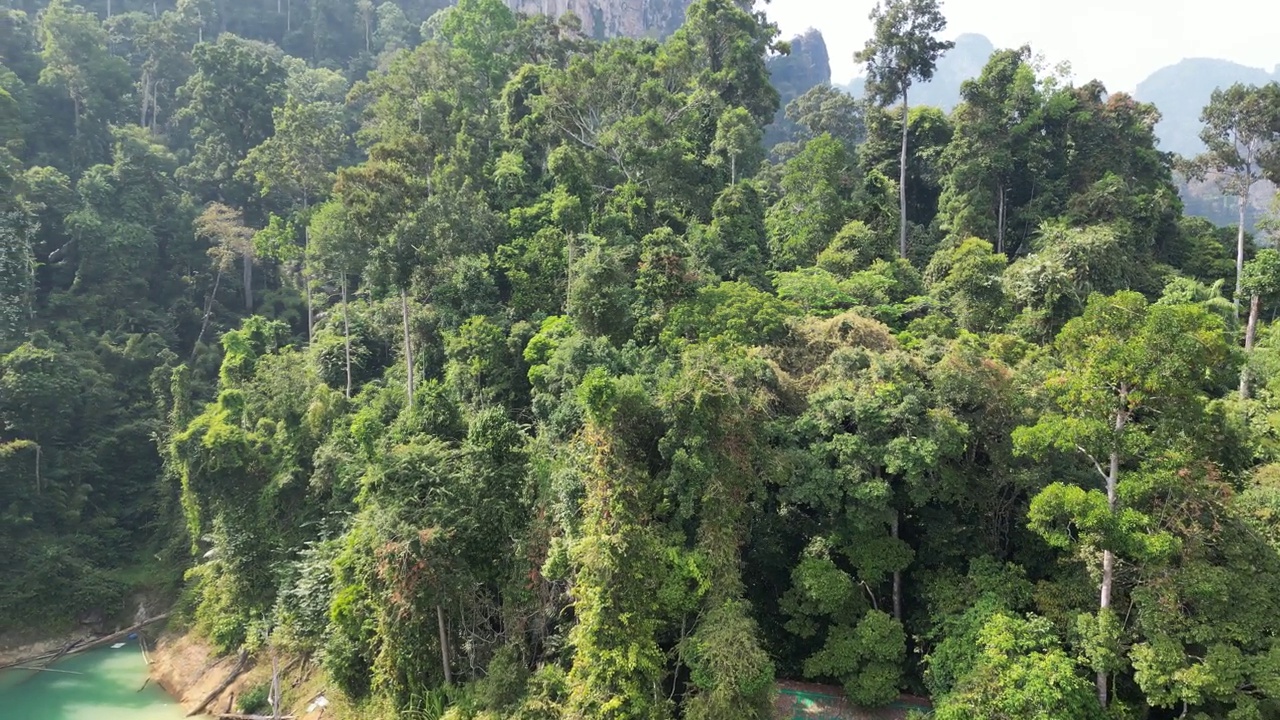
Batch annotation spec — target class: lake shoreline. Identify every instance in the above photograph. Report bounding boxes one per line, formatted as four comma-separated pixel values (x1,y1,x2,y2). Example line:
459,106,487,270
0,637,188,720
0,631,90,668
4,624,330,719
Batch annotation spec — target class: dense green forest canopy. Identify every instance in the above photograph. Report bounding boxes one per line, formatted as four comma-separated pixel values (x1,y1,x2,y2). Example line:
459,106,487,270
5,0,1280,717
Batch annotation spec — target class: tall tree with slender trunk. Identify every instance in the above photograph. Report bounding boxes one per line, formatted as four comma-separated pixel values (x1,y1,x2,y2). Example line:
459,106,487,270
1014,291,1234,710
194,202,256,312
242,95,347,343
855,0,953,258
1190,83,1280,314
938,46,1042,254
309,200,368,398
1239,249,1280,398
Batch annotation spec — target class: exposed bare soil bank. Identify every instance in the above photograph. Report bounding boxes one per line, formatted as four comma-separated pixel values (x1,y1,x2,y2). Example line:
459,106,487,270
150,632,334,719
0,631,85,667
150,633,256,714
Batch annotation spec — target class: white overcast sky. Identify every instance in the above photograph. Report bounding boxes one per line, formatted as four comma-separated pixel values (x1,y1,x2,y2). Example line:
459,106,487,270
758,0,1280,93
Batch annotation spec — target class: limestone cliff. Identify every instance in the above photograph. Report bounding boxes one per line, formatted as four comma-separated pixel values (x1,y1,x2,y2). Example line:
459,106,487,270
508,0,692,39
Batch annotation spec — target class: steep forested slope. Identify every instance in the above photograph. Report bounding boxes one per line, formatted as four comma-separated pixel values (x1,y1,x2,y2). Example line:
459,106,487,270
5,0,1280,719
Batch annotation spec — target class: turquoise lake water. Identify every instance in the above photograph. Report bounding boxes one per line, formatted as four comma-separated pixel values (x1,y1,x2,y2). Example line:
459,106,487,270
0,639,184,720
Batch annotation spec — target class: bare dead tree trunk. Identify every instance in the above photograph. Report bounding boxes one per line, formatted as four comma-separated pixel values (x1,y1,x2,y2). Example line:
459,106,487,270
341,272,352,399
401,289,415,408
899,88,910,258
436,605,452,685
1242,293,1261,399
187,650,249,717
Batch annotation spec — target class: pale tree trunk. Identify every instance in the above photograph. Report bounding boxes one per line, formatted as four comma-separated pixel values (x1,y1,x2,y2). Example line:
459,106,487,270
890,511,902,622
270,654,280,720
139,71,150,127
1236,194,1248,316
1241,293,1260,399
1097,390,1128,710
401,288,415,408
436,605,452,685
730,154,737,185
996,185,1007,255
149,84,159,131
192,268,223,361
303,224,313,342
898,87,910,258
242,247,253,311
341,271,352,399
565,232,574,313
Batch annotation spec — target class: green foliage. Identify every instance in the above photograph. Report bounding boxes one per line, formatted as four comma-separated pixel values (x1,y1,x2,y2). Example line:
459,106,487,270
933,613,1105,720
804,609,906,707
817,220,895,275
238,682,272,713
766,134,853,268
663,281,795,348
682,600,775,720
925,237,1008,331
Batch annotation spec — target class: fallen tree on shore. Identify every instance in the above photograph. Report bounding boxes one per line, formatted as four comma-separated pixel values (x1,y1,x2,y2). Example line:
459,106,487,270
0,614,170,672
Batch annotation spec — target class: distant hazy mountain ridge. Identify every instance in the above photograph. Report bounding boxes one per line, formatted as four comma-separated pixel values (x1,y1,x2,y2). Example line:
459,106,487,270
1134,58,1280,156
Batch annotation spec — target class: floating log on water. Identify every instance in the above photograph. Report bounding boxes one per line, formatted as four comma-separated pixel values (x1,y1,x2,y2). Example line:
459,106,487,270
138,631,152,665
68,614,170,656
1,613,173,672
43,640,79,667
0,639,87,673
186,649,250,717
9,666,85,675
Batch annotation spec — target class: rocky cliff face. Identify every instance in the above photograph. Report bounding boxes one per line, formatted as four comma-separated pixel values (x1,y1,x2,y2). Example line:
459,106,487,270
509,0,692,39
763,29,832,148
